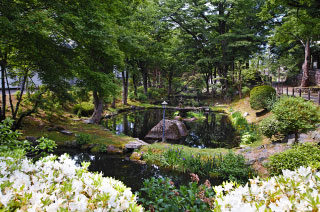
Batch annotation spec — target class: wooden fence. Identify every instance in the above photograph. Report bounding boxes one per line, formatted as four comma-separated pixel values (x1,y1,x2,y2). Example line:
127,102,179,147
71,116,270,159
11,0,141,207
275,84,320,105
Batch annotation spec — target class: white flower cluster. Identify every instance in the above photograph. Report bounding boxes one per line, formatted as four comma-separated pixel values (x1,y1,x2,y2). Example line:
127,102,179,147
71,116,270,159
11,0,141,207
214,166,320,212
0,154,143,212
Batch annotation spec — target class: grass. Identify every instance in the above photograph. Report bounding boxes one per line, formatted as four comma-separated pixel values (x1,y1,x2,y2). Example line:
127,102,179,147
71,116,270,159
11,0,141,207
229,97,271,123
138,143,253,184
139,143,229,160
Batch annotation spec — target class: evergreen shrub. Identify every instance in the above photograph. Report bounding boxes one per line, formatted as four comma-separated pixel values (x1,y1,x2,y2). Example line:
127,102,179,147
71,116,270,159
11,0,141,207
249,85,276,110
271,96,320,136
267,143,320,176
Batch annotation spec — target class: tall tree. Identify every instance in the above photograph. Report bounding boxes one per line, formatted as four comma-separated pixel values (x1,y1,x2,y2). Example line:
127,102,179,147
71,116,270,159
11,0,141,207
261,0,320,86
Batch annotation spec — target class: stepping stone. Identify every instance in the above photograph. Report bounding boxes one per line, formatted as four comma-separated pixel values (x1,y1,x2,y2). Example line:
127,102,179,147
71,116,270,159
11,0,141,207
125,140,149,150
60,130,74,136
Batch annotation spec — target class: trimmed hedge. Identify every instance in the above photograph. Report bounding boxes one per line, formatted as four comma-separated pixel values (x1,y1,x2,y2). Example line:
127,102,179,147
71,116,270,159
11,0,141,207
249,85,276,110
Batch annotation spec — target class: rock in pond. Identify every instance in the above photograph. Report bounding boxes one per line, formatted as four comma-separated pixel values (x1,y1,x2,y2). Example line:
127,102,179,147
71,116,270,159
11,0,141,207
125,139,149,151
145,119,188,140
60,130,74,136
107,145,123,154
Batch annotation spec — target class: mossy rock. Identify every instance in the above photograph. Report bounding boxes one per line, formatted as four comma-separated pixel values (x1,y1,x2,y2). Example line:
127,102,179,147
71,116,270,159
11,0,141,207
249,85,276,110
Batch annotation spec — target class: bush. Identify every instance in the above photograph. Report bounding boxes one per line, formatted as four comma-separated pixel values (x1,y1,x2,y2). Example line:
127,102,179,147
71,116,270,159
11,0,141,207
240,132,257,145
147,87,166,100
214,166,320,211
139,176,215,211
272,96,320,136
267,143,320,176
75,133,92,145
231,111,259,145
72,102,94,117
0,154,143,211
241,86,250,97
0,119,56,158
259,115,281,139
137,92,147,102
249,85,276,110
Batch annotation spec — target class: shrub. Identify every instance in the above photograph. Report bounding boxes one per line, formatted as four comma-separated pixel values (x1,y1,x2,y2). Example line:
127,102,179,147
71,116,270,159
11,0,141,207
249,85,276,110
214,166,320,211
72,102,94,117
0,119,56,158
137,92,147,102
265,92,278,111
0,154,143,211
259,115,281,139
186,111,205,120
272,96,320,136
75,133,92,145
147,87,166,100
267,143,320,176
214,152,254,184
231,111,259,145
240,132,257,145
139,176,215,211
241,86,250,97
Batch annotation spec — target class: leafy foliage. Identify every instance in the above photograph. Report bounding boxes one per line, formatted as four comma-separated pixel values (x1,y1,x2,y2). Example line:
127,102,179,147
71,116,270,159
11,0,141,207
272,96,320,135
259,115,281,139
0,118,56,159
230,111,259,145
75,133,92,145
143,147,253,184
249,85,276,110
267,143,320,176
73,102,94,117
139,177,215,212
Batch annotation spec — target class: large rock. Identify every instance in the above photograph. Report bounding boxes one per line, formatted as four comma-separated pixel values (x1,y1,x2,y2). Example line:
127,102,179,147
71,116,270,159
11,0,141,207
125,139,149,150
145,119,188,140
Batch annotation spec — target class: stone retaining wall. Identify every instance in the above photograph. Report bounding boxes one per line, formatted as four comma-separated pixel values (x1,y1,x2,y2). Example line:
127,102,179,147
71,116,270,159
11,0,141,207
287,69,320,86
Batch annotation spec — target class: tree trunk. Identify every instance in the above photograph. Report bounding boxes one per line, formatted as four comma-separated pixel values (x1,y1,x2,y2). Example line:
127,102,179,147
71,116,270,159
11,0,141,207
90,91,104,124
301,39,310,87
122,70,129,105
132,73,137,97
5,69,14,117
142,67,148,96
238,65,242,99
111,97,116,108
13,90,45,130
0,60,7,121
205,73,210,93
13,70,28,119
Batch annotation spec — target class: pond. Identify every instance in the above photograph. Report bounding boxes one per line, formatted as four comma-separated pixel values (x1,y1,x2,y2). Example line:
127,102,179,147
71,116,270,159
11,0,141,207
103,109,239,149
54,148,202,192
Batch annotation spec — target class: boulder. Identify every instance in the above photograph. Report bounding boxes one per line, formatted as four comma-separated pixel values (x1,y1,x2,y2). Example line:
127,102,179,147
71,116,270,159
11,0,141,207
145,119,188,140
107,145,123,154
182,117,197,122
60,130,74,136
83,119,94,124
125,139,149,150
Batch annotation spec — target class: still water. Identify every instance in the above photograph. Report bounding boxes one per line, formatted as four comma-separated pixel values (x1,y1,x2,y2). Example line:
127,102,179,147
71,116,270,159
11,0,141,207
104,109,239,149
54,148,193,192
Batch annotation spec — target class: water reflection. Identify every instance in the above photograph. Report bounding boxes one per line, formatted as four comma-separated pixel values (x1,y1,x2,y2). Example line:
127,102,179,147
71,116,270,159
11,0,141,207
55,149,191,192
104,109,239,148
